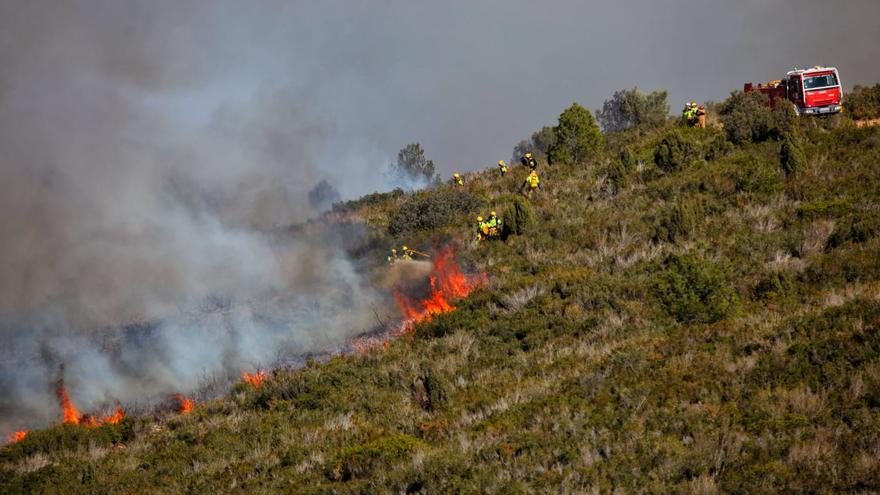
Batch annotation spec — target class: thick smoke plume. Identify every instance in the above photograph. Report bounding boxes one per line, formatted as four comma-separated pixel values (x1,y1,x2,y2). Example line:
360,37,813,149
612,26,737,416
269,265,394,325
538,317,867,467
0,2,387,434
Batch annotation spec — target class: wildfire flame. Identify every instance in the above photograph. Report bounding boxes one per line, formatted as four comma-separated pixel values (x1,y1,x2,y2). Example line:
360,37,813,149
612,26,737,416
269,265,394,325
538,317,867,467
172,394,195,413
55,379,125,427
242,370,268,388
8,430,28,444
393,246,486,333
56,379,83,425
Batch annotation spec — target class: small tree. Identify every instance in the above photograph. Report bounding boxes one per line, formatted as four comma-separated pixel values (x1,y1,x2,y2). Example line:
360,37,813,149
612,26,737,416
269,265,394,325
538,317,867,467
596,87,669,133
307,180,341,211
548,102,604,165
511,126,556,163
501,197,535,238
387,143,436,184
718,91,776,144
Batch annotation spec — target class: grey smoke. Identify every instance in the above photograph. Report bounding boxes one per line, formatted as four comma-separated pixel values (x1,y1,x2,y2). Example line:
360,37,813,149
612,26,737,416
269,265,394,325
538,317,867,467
2,0,879,433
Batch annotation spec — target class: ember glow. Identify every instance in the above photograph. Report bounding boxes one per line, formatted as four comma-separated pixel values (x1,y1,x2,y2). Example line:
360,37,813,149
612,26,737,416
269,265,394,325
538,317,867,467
242,370,268,388
7,431,28,444
394,246,486,333
172,394,195,414
55,380,125,427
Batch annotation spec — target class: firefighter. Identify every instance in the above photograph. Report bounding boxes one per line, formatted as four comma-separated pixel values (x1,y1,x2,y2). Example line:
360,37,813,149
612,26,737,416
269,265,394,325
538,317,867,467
497,160,508,177
387,248,398,264
682,102,697,126
521,170,540,198
521,152,538,170
696,104,707,129
475,216,487,242
400,246,413,261
486,211,501,238
452,173,464,187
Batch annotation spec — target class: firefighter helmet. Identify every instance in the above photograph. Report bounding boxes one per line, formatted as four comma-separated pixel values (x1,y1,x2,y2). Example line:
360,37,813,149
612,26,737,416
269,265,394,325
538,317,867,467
476,216,483,222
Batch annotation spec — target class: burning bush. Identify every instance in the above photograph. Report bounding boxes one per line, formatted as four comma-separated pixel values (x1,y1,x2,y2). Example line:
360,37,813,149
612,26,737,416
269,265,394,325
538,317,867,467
242,370,268,388
55,380,124,428
172,394,195,414
393,246,486,333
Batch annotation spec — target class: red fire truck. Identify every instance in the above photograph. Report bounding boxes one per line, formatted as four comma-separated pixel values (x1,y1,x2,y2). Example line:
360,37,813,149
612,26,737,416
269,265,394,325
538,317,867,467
744,66,843,116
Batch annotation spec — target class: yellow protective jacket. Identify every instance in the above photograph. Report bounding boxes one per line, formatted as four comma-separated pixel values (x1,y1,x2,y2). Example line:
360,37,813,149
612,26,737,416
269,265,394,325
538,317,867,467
525,172,540,188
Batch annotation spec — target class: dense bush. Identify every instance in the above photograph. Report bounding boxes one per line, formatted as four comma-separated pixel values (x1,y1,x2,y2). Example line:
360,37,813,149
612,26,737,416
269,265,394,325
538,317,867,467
653,127,729,172
845,84,880,120
825,211,880,250
596,87,669,133
512,126,556,163
719,90,777,143
502,197,535,237
779,131,807,177
652,253,739,323
333,188,404,213
325,433,424,481
644,197,706,243
548,102,604,165
387,189,482,236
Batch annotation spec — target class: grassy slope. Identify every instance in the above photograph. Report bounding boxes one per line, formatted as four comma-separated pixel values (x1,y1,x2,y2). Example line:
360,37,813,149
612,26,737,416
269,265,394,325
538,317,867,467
3,117,880,494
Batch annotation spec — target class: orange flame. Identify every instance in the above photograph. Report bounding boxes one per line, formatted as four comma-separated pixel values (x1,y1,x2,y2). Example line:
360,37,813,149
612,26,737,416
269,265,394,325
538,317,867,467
56,379,83,425
172,394,195,413
8,430,28,444
55,380,125,427
394,246,486,333
104,404,124,425
242,370,268,388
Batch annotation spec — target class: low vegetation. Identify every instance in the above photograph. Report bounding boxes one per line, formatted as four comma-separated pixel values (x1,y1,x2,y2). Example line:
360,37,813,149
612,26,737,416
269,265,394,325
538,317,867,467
3,87,880,494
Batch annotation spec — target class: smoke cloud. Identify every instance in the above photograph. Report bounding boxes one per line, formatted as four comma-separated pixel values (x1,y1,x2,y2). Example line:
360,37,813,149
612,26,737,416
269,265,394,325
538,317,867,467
2,0,878,433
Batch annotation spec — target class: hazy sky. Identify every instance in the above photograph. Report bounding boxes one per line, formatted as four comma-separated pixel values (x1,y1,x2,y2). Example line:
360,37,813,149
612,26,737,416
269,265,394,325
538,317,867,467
155,0,880,177
5,1,878,186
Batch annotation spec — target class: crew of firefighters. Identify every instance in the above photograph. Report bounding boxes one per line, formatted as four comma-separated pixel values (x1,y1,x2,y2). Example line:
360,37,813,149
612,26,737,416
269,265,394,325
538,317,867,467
682,101,707,128
391,100,707,258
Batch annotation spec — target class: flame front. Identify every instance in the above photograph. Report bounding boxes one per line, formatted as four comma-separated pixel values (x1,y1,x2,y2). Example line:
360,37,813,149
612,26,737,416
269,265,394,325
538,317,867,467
173,394,195,413
8,430,28,444
394,246,486,333
242,370,268,388
56,379,83,425
55,379,124,427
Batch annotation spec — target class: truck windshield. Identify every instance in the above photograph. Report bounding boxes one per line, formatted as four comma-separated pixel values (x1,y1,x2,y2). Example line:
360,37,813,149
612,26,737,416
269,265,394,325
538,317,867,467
803,73,838,89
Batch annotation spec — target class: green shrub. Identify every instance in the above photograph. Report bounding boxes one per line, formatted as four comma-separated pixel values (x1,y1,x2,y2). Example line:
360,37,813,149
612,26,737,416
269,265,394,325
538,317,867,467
795,198,852,220
753,270,794,302
388,189,482,236
721,154,782,197
502,197,535,237
825,211,880,250
652,253,739,323
596,87,669,133
325,433,424,481
653,128,729,172
779,132,807,177
844,84,880,120
548,102,604,165
719,91,777,144
645,202,700,243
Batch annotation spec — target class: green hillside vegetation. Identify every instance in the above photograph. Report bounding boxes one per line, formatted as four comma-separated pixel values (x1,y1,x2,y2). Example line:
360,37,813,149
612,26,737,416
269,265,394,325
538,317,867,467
3,92,880,494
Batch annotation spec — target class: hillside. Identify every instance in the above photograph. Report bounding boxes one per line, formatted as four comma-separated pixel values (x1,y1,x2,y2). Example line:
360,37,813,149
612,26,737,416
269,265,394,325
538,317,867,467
3,96,880,493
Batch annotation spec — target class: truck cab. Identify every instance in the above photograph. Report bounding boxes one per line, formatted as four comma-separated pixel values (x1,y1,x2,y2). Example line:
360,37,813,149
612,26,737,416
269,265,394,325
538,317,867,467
744,66,843,116
786,66,842,115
